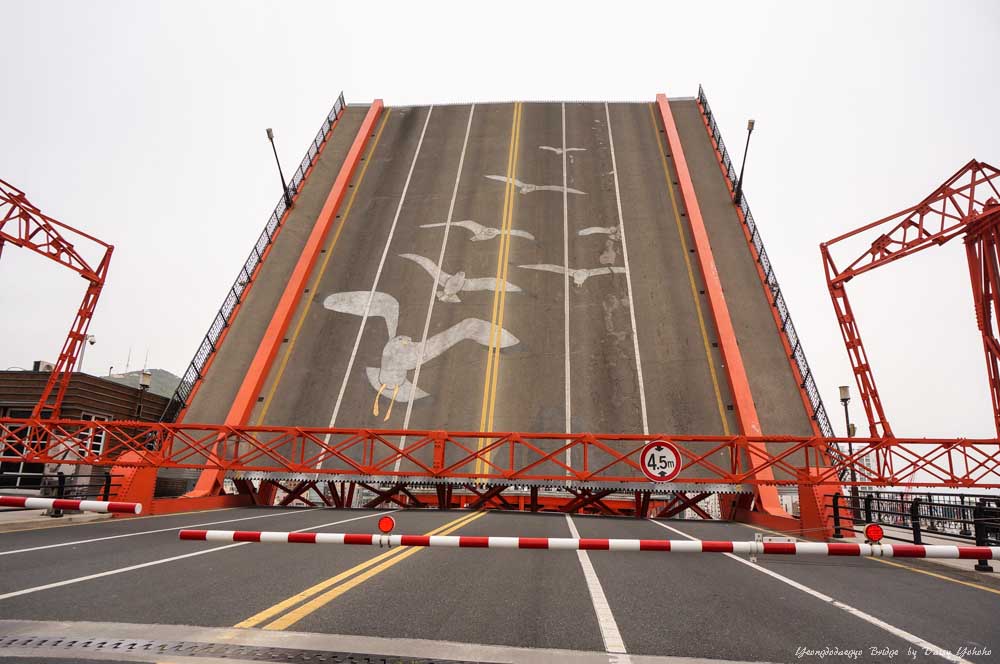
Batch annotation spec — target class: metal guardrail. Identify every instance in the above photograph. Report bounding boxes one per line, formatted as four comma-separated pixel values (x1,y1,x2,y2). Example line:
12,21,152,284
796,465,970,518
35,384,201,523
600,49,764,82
696,85,833,440
1,471,120,517
827,490,1000,570
162,92,347,422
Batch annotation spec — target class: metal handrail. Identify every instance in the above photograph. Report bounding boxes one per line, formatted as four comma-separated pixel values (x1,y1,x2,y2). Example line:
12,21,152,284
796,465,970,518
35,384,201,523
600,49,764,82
161,92,347,422
696,85,834,443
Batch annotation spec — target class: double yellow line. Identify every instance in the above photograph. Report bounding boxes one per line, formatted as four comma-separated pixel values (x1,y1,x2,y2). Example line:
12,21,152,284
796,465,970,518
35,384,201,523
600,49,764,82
475,103,523,476
235,509,485,630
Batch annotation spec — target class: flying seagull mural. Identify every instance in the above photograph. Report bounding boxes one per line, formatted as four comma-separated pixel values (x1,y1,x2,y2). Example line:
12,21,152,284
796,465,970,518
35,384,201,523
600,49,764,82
519,264,626,287
400,253,522,303
484,175,586,196
578,225,622,242
323,291,519,420
539,146,587,156
419,220,535,243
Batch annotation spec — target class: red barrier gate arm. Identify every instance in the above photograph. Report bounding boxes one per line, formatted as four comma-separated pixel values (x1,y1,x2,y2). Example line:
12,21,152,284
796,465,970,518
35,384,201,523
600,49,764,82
179,529,1000,559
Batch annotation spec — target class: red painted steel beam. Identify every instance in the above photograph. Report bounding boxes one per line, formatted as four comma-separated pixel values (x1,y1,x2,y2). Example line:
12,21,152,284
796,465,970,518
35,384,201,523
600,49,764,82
655,93,785,516
178,529,1000,559
189,100,384,496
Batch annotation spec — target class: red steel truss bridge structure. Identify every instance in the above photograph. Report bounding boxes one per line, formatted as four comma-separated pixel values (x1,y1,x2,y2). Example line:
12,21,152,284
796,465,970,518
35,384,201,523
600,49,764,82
822,160,1000,441
0,178,113,418
4,90,1000,542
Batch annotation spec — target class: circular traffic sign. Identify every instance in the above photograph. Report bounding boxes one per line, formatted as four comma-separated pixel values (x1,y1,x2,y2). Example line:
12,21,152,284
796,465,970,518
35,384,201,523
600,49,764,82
864,523,884,543
639,440,683,482
377,515,396,534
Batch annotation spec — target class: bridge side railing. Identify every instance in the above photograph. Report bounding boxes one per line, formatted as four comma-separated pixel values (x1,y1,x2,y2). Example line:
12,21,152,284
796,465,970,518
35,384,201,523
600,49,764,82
696,86,835,445
161,93,347,422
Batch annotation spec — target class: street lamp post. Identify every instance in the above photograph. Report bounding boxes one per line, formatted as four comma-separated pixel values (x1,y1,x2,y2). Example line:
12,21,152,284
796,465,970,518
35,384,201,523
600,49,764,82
733,119,755,206
266,128,294,211
135,370,152,419
839,385,859,504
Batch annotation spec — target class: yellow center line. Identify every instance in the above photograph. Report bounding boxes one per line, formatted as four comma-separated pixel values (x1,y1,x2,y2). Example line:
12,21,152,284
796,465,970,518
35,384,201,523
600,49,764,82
234,508,482,628
476,103,522,476
647,103,730,435
487,103,522,436
254,110,394,424
260,510,488,630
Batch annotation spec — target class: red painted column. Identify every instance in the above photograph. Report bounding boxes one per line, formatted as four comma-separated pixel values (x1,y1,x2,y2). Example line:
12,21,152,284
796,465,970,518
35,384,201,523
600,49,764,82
655,93,786,517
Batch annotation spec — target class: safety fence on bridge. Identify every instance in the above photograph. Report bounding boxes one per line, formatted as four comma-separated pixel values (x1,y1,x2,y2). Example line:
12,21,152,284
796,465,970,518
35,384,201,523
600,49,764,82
2,418,999,489
161,92,348,423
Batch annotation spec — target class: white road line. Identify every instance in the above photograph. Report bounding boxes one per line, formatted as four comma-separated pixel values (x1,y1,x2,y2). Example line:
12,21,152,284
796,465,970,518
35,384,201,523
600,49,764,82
565,515,630,660
328,106,434,432
604,102,648,434
0,508,321,557
648,520,973,664
562,103,572,466
0,511,392,602
397,104,476,471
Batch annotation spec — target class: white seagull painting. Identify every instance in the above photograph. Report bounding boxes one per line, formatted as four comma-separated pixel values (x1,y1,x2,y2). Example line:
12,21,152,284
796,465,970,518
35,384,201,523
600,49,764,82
418,220,535,243
484,175,586,196
400,253,521,303
324,291,519,420
519,264,626,287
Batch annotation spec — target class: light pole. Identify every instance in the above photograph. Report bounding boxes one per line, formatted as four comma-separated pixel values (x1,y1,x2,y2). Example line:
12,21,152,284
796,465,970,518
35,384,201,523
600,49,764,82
76,334,96,372
733,119,755,206
266,128,294,211
839,385,859,499
135,370,152,419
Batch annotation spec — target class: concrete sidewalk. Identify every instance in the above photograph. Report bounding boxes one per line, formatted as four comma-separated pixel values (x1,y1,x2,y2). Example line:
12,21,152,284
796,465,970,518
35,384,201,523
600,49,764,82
0,508,112,533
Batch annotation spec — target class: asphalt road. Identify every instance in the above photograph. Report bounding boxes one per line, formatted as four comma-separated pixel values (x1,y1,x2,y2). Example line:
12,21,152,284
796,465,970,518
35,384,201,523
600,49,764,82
0,508,997,663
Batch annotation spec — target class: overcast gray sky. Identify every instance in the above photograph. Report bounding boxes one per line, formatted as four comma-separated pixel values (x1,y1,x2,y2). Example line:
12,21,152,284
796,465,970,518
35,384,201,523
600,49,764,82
2,0,999,439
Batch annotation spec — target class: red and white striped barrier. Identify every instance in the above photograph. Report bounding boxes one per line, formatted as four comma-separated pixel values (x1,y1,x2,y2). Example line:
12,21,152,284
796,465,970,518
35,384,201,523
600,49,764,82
0,496,142,515
178,530,1000,559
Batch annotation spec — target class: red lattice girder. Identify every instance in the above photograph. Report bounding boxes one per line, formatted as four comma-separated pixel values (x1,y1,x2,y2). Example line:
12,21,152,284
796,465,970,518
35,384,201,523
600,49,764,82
0,179,113,417
821,160,1000,438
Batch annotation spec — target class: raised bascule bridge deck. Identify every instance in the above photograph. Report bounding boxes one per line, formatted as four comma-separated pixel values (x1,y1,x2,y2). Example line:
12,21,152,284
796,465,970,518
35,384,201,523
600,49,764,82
168,91,823,515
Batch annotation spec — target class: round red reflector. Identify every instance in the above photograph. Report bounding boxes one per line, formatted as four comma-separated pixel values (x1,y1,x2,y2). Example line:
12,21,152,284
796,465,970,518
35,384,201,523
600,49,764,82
377,515,396,534
864,523,884,543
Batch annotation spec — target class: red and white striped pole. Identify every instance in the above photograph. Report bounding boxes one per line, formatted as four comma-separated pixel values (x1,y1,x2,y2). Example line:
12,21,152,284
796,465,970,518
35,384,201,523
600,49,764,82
177,530,1000,560
0,496,142,515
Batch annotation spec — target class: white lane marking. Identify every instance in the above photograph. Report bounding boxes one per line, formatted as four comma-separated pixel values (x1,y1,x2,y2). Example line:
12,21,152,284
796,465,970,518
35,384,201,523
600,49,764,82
562,103,572,465
648,520,973,664
604,102,648,434
328,106,434,432
565,515,630,659
0,508,322,557
399,105,477,466
0,511,393,601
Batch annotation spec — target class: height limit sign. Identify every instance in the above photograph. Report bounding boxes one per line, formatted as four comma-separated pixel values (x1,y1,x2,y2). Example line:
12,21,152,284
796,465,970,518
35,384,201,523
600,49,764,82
640,440,683,482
